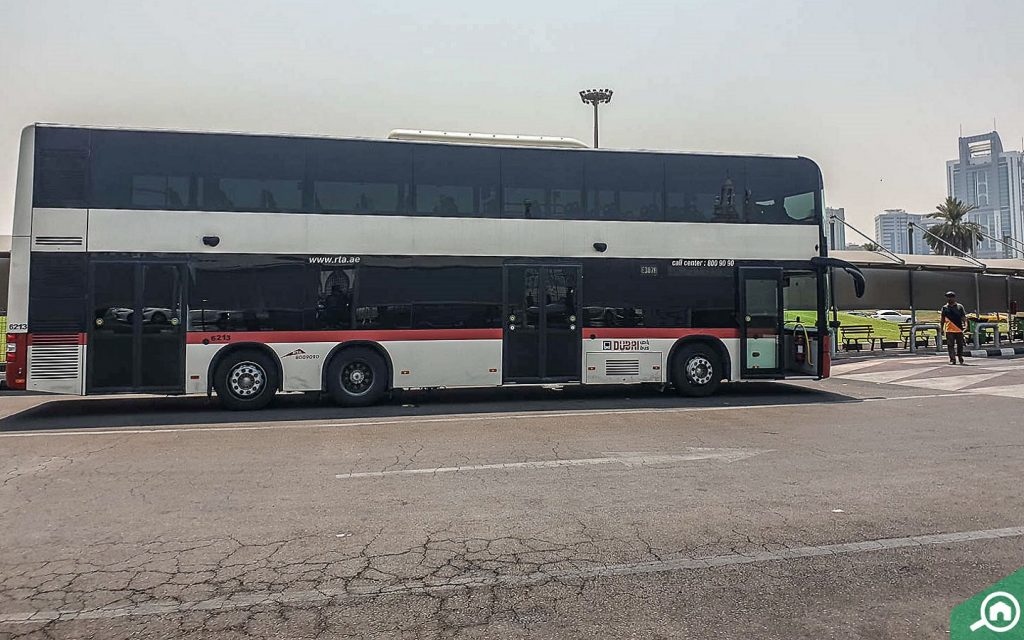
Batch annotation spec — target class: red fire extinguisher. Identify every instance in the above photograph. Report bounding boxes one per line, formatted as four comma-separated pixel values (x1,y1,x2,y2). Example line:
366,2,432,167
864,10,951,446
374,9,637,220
794,330,806,364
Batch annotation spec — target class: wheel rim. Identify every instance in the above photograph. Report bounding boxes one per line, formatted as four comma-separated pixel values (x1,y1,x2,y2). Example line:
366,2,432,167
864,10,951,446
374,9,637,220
685,355,714,386
228,361,266,399
341,361,374,396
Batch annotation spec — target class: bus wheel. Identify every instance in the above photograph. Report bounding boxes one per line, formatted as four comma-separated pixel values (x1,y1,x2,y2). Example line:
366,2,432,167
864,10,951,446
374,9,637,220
327,347,388,407
671,344,722,397
214,350,279,410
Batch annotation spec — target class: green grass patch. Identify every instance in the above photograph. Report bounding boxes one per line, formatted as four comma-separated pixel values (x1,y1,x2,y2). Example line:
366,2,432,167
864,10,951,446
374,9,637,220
784,310,1012,345
783,310,905,341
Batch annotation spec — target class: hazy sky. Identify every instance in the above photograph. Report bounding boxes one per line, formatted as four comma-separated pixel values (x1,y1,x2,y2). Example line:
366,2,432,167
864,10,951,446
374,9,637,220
1,0,1022,235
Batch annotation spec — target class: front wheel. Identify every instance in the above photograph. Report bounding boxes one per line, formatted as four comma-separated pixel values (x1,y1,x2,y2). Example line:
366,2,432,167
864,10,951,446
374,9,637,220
327,347,388,407
671,344,723,397
213,350,279,410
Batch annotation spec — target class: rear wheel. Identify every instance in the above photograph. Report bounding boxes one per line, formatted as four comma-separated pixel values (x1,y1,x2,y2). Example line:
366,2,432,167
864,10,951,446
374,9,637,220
671,344,723,397
213,350,278,410
327,347,388,407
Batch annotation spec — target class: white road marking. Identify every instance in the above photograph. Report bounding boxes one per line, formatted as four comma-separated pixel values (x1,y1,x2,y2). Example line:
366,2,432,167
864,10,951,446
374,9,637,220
2,525,1021,624
335,448,767,479
840,367,942,384
829,360,889,373
966,384,1024,399
892,372,1006,392
0,392,970,439
968,361,1024,371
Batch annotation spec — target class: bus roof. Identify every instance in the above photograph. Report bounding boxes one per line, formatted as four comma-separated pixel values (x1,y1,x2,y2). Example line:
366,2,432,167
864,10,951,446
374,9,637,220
27,122,808,162
387,129,588,148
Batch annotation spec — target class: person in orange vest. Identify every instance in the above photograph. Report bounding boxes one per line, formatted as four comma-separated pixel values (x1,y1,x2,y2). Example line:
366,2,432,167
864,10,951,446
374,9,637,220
941,291,967,365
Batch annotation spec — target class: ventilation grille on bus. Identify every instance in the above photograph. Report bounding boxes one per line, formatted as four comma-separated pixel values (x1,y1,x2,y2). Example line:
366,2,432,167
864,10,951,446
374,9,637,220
605,359,640,376
29,338,81,380
34,236,84,246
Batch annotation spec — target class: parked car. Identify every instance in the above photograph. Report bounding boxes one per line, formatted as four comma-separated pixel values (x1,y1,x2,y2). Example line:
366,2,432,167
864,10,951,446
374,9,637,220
872,310,912,323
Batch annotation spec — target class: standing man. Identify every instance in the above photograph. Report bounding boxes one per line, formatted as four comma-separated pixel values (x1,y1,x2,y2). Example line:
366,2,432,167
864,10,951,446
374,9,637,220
941,291,967,365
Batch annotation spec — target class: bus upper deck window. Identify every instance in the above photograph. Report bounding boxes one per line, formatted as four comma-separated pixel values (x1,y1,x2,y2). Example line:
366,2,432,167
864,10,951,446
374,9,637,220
783,192,816,221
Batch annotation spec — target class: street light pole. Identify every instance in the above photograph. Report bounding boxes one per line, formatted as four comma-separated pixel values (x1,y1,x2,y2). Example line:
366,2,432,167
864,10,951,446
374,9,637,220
908,221,916,324
579,88,613,148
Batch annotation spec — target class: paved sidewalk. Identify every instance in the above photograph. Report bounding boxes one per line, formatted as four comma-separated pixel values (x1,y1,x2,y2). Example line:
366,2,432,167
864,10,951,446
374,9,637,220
831,353,1024,398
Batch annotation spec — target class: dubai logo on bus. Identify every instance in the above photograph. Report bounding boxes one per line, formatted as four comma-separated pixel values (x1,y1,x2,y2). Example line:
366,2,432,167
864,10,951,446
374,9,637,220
602,339,651,351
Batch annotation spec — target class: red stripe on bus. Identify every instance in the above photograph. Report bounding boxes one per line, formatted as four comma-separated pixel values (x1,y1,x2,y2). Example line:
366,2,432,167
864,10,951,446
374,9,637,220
583,328,740,339
21,328,746,347
186,329,504,344
28,333,87,345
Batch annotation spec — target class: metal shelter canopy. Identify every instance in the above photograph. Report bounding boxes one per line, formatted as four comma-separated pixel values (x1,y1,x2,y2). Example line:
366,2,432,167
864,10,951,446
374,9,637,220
827,250,1024,315
833,250,973,272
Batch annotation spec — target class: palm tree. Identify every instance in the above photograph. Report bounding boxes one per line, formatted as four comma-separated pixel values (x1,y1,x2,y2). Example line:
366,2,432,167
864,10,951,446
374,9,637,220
863,241,880,251
925,197,981,256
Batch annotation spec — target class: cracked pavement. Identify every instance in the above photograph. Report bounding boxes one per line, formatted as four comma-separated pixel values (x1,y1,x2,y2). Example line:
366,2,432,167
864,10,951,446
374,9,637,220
1,366,1023,639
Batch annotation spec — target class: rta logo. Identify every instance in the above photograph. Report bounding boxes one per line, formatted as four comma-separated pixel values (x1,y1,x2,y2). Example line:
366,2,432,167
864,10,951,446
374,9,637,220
283,348,320,360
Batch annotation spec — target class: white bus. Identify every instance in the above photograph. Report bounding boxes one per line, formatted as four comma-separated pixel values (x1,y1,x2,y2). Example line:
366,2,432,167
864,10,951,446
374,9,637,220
5,124,862,409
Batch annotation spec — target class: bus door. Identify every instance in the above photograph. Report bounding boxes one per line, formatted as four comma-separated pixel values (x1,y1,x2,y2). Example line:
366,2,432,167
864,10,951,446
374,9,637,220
503,265,582,383
88,262,186,393
739,267,783,378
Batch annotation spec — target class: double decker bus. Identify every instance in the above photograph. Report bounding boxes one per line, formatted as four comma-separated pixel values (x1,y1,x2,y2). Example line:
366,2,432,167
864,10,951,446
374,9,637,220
5,124,862,409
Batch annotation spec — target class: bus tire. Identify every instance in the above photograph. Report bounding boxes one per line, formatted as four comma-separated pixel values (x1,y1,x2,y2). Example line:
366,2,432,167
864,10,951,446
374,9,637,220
327,347,388,407
671,344,722,397
213,350,279,411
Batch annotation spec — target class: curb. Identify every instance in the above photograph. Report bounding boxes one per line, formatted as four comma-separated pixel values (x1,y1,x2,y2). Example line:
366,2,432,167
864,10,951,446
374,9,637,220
966,346,1024,358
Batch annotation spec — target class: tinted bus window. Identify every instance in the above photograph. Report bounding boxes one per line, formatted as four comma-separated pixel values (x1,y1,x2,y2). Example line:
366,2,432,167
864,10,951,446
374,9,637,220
412,145,499,217
313,266,356,329
582,260,736,328
665,155,747,223
356,265,501,329
501,148,585,219
34,128,91,208
34,127,821,226
28,253,89,332
91,130,196,210
585,153,664,221
189,256,311,331
193,135,306,213
743,157,821,224
309,139,411,215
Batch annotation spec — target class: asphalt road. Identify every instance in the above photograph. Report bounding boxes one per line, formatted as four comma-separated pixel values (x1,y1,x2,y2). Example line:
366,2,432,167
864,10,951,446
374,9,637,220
1,354,1023,639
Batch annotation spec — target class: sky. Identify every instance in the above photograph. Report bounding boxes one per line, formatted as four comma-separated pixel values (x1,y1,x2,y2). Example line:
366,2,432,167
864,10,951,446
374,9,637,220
1,0,1022,236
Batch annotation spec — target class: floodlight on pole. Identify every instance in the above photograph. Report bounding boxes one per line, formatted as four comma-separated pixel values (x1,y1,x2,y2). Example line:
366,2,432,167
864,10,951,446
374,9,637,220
579,88,613,148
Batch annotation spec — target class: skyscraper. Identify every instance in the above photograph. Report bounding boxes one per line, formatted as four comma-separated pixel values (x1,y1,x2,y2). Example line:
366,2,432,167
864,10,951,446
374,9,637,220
874,209,937,255
946,131,1024,258
825,207,846,251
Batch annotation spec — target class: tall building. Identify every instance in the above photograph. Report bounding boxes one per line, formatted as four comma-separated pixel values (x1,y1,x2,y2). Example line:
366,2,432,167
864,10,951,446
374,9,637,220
946,131,1024,258
825,207,846,251
874,209,937,255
